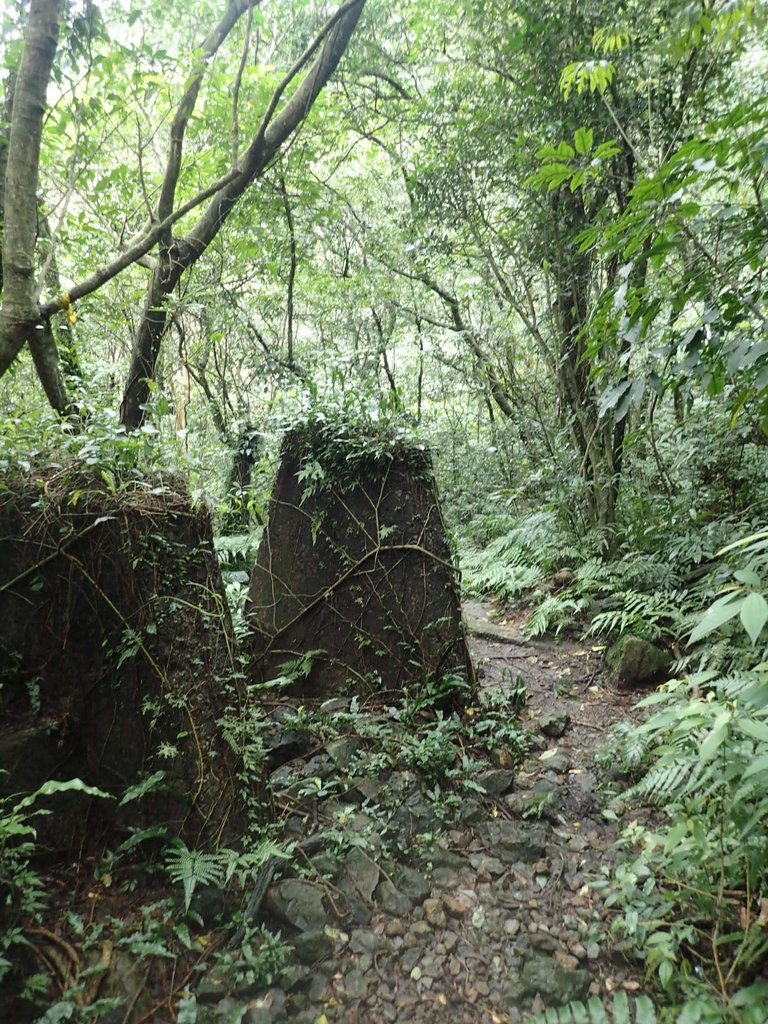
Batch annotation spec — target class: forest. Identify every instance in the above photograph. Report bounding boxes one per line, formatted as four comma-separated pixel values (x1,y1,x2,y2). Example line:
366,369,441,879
1,0,768,1022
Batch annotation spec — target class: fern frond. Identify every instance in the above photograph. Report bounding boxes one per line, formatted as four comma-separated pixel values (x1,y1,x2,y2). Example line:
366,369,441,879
165,842,228,911
528,991,656,1024
214,531,262,568
524,595,585,638
629,758,697,805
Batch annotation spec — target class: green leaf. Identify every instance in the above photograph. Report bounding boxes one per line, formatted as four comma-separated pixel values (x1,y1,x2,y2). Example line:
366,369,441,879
635,995,657,1024
699,710,730,762
743,753,768,779
15,778,111,813
718,530,768,556
594,140,621,161
734,717,768,743
177,992,197,1024
740,592,768,644
585,999,609,1024
734,568,764,588
689,592,744,644
574,127,594,156
612,990,631,1024
119,771,167,806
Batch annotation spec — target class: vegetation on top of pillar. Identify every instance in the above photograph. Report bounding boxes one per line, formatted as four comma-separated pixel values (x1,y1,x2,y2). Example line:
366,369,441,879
280,398,433,496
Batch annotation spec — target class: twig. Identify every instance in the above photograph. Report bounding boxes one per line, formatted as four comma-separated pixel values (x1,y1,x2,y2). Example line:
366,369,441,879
0,521,101,593
256,541,457,658
26,926,80,973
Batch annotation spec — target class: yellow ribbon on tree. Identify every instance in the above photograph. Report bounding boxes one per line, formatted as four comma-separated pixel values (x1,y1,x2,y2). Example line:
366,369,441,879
58,291,77,326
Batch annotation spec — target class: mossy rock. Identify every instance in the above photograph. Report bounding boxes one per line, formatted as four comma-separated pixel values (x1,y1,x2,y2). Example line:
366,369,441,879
605,634,672,689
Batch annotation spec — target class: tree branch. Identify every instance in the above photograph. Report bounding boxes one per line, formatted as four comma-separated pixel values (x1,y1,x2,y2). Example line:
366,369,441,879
157,0,261,232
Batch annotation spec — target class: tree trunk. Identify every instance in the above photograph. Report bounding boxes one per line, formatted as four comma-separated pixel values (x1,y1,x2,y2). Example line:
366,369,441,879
0,0,64,375
120,0,366,430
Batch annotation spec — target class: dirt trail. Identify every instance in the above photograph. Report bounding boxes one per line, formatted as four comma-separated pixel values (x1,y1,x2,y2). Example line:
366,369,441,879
236,601,648,1024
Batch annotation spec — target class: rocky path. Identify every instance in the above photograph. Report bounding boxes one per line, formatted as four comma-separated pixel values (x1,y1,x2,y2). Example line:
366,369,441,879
200,602,648,1024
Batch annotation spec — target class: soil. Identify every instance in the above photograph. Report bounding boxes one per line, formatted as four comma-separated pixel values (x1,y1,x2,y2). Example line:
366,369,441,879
7,599,653,1023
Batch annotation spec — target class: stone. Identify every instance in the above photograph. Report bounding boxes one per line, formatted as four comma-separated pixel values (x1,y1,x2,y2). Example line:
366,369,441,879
280,965,312,992
539,710,570,738
409,920,432,938
349,929,387,955
308,970,331,1002
266,879,327,932
392,793,442,835
528,931,559,952
423,898,447,928
539,750,570,773
518,955,592,1006
343,846,380,902
458,798,485,824
431,866,460,888
531,778,562,810
469,854,506,877
263,727,307,768
293,929,333,964
246,435,473,702
394,866,431,901
340,892,373,927
320,698,351,715
442,892,474,919
351,776,386,801
401,948,422,973
343,969,370,1000
375,879,413,917
477,768,516,796
300,753,334,779
477,820,547,862
554,951,580,971
326,737,359,769
245,988,286,1024
196,966,231,1002
189,885,230,927
308,851,342,879
425,845,466,870
605,634,672,689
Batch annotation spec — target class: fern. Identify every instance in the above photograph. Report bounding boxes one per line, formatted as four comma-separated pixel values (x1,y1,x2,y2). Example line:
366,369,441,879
458,510,581,604
596,722,651,775
606,667,768,1005
165,841,230,912
587,588,686,642
214,530,262,570
524,594,587,638
461,547,543,602
628,755,703,805
575,556,616,593
528,991,656,1024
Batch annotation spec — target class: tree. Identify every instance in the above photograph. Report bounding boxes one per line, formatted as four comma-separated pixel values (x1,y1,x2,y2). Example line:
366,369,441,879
343,0,763,545
0,0,366,428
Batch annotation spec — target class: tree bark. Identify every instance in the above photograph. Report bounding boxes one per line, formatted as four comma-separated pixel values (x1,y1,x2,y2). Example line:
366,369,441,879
0,0,64,375
0,71,17,294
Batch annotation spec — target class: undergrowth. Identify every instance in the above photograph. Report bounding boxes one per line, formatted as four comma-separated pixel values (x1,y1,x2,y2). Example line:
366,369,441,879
457,509,691,642
593,529,768,1023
